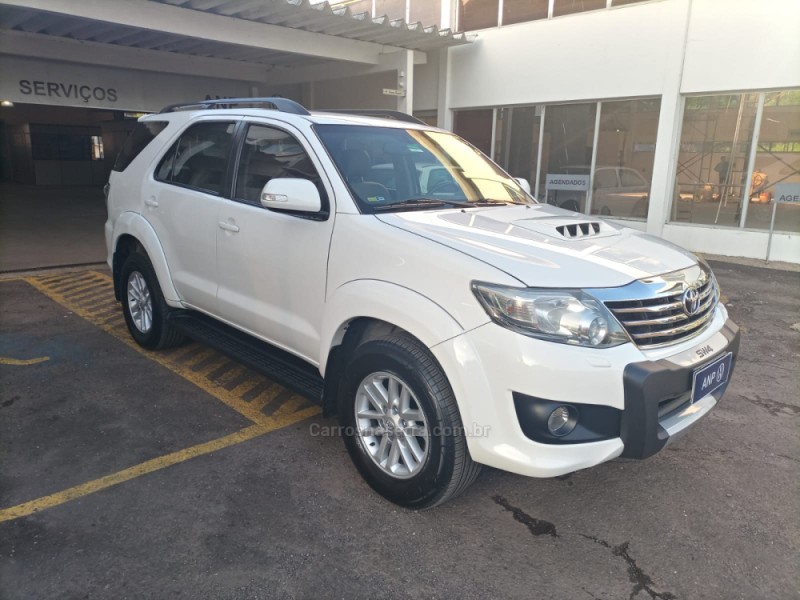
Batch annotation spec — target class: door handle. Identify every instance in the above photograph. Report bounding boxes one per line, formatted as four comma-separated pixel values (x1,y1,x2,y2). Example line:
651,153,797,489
218,220,240,233
144,197,159,208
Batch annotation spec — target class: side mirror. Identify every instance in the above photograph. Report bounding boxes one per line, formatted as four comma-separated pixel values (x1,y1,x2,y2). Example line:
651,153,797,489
515,177,531,194
261,178,321,213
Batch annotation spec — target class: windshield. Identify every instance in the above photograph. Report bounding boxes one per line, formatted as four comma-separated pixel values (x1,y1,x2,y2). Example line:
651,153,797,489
315,124,535,212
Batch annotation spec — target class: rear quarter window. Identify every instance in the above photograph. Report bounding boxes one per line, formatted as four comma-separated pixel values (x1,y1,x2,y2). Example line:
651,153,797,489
113,121,168,172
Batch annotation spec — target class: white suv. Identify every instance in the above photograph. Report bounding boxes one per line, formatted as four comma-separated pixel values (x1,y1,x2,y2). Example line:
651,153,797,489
105,98,740,508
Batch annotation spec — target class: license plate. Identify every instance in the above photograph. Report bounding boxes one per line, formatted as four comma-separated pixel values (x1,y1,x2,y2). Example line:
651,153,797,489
691,352,733,403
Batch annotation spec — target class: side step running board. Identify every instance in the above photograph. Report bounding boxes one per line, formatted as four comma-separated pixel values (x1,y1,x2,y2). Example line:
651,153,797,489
167,311,324,402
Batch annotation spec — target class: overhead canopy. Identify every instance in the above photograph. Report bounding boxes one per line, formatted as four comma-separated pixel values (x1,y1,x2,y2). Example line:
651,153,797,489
0,0,469,71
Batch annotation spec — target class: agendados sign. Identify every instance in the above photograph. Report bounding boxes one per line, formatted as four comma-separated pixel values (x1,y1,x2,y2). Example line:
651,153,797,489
19,79,119,103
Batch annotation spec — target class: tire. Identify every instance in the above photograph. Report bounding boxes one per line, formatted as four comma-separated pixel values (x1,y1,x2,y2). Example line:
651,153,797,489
339,332,481,509
120,252,185,350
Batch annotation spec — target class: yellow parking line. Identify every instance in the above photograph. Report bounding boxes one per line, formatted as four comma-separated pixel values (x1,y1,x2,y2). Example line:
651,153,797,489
0,356,50,366
184,348,217,368
250,383,284,411
1,271,323,522
23,272,321,430
192,355,232,376
66,285,114,304
50,275,103,295
77,293,116,311
0,424,270,523
212,364,249,388
271,395,309,420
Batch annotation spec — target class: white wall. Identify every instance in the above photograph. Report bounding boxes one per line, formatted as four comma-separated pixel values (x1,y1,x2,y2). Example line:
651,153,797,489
662,223,800,264
448,0,800,108
682,0,800,94
307,71,397,110
414,52,440,112
448,0,689,108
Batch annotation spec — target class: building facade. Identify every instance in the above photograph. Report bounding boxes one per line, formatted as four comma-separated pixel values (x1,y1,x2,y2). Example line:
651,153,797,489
1,0,798,262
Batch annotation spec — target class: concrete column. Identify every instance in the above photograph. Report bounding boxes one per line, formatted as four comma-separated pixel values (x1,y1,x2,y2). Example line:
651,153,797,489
397,49,414,115
436,47,453,130
646,0,693,236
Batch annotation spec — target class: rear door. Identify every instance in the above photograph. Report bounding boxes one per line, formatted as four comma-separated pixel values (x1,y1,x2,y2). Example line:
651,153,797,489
143,119,237,312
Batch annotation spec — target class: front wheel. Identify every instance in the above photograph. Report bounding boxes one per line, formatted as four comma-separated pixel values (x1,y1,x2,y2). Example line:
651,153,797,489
339,333,481,509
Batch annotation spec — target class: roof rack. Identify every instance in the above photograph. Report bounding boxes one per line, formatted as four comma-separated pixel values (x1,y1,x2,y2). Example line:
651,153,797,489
321,109,426,125
159,97,310,115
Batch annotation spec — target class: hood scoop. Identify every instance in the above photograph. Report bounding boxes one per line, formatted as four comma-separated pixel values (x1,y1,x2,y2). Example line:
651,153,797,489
556,221,603,239
512,216,617,241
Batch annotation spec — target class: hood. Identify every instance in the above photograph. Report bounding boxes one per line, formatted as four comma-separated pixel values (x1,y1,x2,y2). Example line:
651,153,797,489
376,204,697,288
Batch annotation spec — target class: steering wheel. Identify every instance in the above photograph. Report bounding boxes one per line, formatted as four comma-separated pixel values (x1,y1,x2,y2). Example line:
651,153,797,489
427,180,461,195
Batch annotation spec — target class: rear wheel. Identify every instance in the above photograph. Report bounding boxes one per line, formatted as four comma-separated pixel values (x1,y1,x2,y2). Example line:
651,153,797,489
339,333,481,508
120,252,184,350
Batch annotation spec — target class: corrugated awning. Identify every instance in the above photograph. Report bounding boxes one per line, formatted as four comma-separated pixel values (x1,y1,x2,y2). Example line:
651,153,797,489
154,0,470,51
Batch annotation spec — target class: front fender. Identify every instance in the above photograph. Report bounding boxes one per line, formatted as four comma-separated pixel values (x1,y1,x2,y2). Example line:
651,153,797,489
319,279,466,375
112,212,181,304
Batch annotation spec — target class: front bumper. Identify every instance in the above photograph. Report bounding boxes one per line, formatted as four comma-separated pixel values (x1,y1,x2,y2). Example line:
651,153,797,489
619,318,739,459
430,308,740,478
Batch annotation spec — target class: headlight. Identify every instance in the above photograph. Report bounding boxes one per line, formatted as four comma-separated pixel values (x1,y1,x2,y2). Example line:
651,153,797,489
471,282,629,348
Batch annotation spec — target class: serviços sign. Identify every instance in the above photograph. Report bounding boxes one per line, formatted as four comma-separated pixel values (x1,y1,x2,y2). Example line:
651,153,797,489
18,79,119,104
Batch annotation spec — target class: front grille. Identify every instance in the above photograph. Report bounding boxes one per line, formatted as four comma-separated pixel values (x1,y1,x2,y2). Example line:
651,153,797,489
605,276,719,349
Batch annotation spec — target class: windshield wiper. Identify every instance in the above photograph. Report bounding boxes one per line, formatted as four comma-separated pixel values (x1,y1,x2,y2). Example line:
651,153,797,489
371,198,474,212
469,200,511,206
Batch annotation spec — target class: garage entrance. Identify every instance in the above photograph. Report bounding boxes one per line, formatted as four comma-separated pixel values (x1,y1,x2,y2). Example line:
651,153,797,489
0,103,137,271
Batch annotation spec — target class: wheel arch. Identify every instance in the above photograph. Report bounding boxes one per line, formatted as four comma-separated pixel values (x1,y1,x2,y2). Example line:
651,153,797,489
319,280,464,416
111,212,180,304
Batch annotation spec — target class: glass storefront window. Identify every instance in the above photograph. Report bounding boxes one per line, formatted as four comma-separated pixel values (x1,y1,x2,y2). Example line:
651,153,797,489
744,90,800,233
671,94,759,227
592,98,661,219
539,102,597,212
453,109,494,156
552,0,607,18
503,0,549,25
457,0,499,31
493,105,541,192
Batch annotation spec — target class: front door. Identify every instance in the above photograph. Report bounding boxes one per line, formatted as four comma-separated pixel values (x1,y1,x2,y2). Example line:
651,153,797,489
216,121,335,364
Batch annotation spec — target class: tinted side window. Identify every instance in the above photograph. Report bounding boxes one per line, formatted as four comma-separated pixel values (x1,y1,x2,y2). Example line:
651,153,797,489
113,121,168,172
155,121,235,196
235,124,326,208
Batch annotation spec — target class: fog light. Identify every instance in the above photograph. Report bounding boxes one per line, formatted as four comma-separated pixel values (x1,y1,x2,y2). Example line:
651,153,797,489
547,406,577,437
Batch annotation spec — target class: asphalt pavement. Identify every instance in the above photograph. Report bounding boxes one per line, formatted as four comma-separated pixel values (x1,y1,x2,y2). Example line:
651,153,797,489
0,260,798,600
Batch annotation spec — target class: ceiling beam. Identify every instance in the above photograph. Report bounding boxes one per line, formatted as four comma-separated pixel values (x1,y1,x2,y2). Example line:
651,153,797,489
0,0,385,64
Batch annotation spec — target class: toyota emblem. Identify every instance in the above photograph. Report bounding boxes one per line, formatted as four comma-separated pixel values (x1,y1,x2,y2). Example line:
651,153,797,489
682,286,701,316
